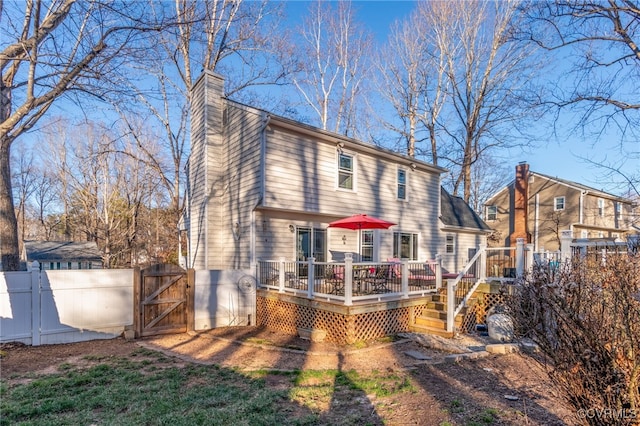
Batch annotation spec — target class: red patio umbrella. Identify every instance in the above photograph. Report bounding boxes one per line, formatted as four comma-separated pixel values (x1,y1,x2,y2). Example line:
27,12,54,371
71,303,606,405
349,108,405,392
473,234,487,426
328,214,396,261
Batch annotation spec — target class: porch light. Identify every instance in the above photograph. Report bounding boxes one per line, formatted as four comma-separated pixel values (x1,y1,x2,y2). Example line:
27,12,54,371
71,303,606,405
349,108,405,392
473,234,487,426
289,224,295,232
410,163,417,170
342,235,347,244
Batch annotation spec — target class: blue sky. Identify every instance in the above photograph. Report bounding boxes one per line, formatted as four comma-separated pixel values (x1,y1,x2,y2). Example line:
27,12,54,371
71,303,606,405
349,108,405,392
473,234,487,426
281,1,637,197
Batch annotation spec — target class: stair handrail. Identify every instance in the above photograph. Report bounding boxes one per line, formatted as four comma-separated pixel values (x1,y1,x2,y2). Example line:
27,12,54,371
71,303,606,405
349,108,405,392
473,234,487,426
446,247,485,333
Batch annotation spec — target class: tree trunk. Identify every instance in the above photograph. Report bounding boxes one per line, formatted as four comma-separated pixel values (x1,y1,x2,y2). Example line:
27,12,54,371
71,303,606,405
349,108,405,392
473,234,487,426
0,140,20,270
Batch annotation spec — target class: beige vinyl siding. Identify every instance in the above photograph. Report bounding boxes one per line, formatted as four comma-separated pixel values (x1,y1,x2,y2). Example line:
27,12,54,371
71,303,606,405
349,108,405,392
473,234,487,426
261,125,442,262
439,231,485,273
187,72,209,269
218,104,263,269
264,126,440,218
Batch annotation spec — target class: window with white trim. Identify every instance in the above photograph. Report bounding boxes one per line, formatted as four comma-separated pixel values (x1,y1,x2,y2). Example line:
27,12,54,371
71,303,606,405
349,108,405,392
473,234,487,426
486,205,497,221
554,196,565,211
397,169,407,200
337,152,354,190
393,232,418,260
445,234,455,254
598,198,605,217
361,231,374,261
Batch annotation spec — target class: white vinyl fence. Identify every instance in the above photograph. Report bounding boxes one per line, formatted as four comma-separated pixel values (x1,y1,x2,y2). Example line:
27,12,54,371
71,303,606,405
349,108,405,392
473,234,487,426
1,265,133,345
1,264,257,346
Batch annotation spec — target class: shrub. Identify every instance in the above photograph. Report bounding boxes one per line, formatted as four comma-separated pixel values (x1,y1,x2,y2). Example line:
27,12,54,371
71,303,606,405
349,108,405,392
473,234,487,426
509,251,640,425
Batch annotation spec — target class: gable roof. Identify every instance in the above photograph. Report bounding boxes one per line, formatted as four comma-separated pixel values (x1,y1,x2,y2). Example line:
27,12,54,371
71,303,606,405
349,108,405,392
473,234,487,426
485,169,633,205
23,240,103,262
440,187,492,232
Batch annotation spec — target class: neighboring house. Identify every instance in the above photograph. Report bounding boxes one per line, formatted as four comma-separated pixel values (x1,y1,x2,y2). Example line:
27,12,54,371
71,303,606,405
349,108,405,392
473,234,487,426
22,241,103,270
183,71,490,273
483,162,637,251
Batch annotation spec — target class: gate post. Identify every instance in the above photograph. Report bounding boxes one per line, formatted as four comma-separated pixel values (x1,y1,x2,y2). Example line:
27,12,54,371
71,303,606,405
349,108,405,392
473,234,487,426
186,269,196,332
133,266,141,338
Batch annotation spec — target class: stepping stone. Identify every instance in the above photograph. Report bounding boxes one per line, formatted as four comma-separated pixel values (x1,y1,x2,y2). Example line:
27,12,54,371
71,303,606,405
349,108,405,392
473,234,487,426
404,350,432,360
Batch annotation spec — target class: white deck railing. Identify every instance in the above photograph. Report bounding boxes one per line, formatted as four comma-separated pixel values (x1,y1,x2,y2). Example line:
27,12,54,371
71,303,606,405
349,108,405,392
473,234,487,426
257,254,443,305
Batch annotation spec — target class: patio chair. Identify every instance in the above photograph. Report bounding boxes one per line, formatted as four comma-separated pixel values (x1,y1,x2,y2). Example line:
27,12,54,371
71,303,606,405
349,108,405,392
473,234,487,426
368,265,391,293
325,266,344,295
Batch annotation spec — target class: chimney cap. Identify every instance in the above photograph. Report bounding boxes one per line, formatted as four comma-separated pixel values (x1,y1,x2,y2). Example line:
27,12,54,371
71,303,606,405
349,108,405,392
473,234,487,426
518,161,528,165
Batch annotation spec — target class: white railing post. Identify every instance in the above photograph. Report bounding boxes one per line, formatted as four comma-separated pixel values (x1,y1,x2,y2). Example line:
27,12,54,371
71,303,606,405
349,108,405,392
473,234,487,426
446,277,455,334
344,253,353,306
435,254,443,291
401,260,409,299
278,258,285,293
478,244,486,281
515,238,525,278
526,243,534,273
560,230,573,262
31,261,41,346
307,257,315,298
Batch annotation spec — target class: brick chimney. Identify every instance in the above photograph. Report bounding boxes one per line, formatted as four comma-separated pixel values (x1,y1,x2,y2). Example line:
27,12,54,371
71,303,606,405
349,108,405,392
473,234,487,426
510,162,531,246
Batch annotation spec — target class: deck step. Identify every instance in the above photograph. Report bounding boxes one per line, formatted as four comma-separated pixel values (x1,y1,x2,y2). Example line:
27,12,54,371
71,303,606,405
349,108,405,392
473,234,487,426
415,314,462,328
409,323,454,338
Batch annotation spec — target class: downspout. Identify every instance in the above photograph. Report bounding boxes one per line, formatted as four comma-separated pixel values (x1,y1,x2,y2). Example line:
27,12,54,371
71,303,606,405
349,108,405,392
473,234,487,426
534,193,539,251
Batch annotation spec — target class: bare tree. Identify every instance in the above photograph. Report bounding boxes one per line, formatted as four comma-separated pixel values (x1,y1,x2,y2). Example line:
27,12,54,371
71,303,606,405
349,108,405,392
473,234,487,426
522,0,640,197
0,0,163,270
288,0,373,137
375,7,448,160
434,0,541,203
114,0,285,255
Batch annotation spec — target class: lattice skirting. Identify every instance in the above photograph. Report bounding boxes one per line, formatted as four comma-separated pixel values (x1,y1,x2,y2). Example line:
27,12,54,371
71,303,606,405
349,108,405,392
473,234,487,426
256,296,420,344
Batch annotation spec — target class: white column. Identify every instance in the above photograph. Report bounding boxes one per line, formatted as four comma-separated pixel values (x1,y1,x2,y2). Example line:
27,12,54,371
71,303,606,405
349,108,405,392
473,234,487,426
278,258,285,293
307,257,315,298
400,261,409,299
515,238,525,278
344,253,353,306
560,230,573,262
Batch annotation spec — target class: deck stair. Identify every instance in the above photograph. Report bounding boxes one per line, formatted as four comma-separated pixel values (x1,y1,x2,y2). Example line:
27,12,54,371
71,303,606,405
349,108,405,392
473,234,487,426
410,291,478,338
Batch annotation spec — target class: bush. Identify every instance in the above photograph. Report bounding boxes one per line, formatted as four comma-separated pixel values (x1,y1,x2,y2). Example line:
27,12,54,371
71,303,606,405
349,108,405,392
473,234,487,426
509,252,640,425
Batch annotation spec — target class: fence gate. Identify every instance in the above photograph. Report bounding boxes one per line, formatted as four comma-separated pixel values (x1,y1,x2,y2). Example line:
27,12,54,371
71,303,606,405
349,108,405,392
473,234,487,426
134,264,194,337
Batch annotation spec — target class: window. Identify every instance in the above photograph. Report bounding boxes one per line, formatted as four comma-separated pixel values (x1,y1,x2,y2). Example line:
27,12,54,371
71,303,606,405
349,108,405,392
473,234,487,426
296,227,326,262
581,230,588,238
554,196,565,211
393,232,418,260
397,169,407,200
337,153,354,190
88,262,92,269
67,262,72,270
361,231,374,261
446,234,455,254
486,205,497,221
598,198,605,217
49,262,54,270
78,262,82,270
56,262,61,270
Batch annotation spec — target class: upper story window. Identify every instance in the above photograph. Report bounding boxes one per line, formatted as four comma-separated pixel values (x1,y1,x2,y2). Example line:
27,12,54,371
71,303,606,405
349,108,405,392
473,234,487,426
486,205,497,221
397,169,407,200
598,198,605,217
554,196,565,211
337,152,354,190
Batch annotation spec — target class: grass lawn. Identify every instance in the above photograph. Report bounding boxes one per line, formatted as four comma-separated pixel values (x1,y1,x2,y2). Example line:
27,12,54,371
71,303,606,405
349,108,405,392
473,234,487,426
0,347,416,425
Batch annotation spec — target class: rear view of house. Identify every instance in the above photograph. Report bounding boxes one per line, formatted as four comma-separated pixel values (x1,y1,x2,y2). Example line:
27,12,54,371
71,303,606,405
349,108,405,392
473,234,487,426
183,71,490,274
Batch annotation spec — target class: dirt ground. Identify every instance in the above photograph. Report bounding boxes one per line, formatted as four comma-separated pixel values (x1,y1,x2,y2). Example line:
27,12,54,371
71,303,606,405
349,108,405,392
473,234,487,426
1,327,578,425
